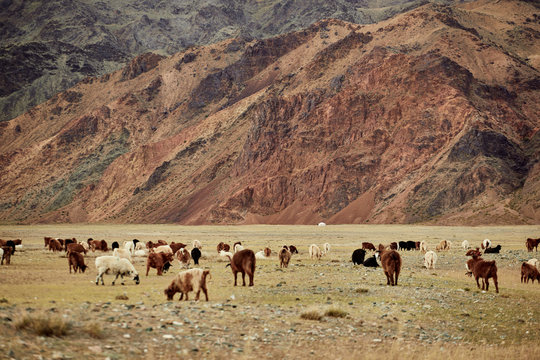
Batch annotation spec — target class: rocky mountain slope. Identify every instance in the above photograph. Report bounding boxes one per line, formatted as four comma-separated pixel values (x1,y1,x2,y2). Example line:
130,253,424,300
0,0,539,225
0,0,442,123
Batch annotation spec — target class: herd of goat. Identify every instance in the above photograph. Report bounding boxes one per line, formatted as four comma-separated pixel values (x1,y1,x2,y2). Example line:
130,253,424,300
0,236,539,300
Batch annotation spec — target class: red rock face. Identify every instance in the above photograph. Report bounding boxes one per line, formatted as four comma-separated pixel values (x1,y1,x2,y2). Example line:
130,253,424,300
0,1,539,225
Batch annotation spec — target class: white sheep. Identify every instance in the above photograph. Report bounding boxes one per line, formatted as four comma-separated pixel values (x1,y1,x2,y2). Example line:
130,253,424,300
462,240,470,250
255,250,267,259
95,256,140,286
309,244,322,260
423,251,438,269
113,248,132,262
234,243,244,253
134,249,148,257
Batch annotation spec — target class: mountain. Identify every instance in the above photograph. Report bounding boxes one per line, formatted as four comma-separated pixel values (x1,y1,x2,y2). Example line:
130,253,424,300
0,0,539,225
0,0,442,123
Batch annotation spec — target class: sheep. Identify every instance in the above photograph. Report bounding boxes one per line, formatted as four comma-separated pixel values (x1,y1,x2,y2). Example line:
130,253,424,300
323,243,330,255
234,243,244,253
164,268,211,301
146,252,174,276
465,251,499,293
219,250,233,260
362,242,376,251
279,248,292,268
289,245,299,254
255,250,268,259
309,244,322,260
526,238,539,252
68,252,87,273
191,248,202,265
176,248,191,269
226,249,256,286
462,240,470,250
113,248,133,262
192,240,202,250
134,249,148,257
484,245,502,254
363,255,379,267
352,249,366,265
95,256,140,286
423,251,438,269
481,238,492,250
527,258,539,270
378,249,402,286
419,241,428,253
521,262,540,284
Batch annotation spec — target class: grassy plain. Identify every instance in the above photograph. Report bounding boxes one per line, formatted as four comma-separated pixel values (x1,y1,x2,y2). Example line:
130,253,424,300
0,224,539,359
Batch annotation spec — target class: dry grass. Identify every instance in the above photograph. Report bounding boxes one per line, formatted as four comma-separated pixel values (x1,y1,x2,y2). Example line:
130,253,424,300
0,224,539,358
15,313,71,337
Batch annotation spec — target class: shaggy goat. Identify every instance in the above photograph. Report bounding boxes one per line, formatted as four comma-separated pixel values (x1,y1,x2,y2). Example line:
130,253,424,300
378,249,402,286
521,262,540,284
227,249,255,286
423,251,438,269
164,268,210,301
191,247,202,265
309,244,322,260
279,247,292,268
352,249,366,265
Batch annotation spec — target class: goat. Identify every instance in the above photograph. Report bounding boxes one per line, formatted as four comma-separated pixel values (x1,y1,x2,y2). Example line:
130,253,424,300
389,242,398,250
521,262,540,284
113,248,132,262
352,249,366,265
164,268,210,301
436,240,450,251
289,245,299,254
423,251,437,269
419,241,428,253
481,238,492,250
234,243,244,253
191,248,202,265
1,247,12,265
363,255,379,267
462,240,470,250
279,248,291,268
484,245,501,254
217,242,231,253
192,240,202,250
146,252,174,276
49,239,63,252
68,252,87,273
309,244,322,260
377,249,401,286
526,238,539,252
66,243,87,255
323,243,330,255
362,242,376,251
170,242,186,254
95,256,139,285
176,248,191,269
226,249,255,286
465,251,499,293
527,258,539,270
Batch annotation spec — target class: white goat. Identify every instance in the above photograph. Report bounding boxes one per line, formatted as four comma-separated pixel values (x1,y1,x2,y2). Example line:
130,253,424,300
95,256,140,286
113,248,132,262
462,240,470,250
423,251,438,269
309,244,322,260
527,258,539,270
234,243,244,253
420,241,428,253
323,243,330,255
123,240,135,254
192,240,202,250
153,245,173,254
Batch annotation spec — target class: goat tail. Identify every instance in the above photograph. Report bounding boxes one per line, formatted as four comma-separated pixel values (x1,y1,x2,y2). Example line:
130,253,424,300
225,263,231,268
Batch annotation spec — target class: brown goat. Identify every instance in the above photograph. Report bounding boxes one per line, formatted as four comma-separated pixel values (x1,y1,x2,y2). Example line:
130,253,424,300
164,268,210,301
217,242,231,253
264,247,271,257
146,252,174,276
44,237,53,248
526,238,539,252
279,248,291,268
227,249,255,286
66,243,87,255
49,239,63,252
289,245,299,254
1,247,12,265
378,249,402,286
68,252,87,273
362,242,376,251
389,242,398,250
466,252,499,293
170,242,187,253
521,262,540,284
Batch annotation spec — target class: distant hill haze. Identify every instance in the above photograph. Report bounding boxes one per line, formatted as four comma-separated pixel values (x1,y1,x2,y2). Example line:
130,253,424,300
0,0,538,225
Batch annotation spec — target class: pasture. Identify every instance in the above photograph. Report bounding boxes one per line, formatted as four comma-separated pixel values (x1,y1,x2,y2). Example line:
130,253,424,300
0,224,539,359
